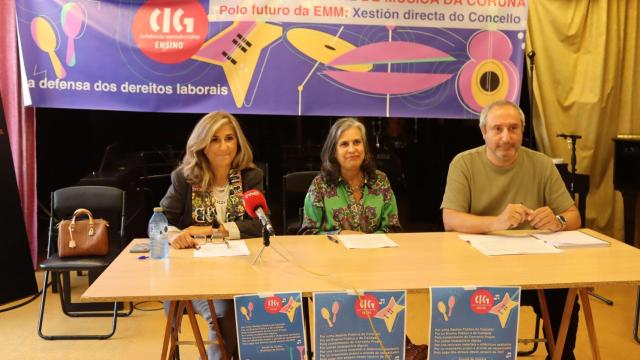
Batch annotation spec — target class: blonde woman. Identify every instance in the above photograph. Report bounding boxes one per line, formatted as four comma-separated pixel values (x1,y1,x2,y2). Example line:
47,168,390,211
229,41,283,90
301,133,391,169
160,110,263,359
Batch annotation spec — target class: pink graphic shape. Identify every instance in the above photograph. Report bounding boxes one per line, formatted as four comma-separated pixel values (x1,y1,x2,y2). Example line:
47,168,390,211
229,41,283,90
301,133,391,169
457,30,519,113
297,345,305,360
467,31,513,60
457,59,518,112
448,295,455,317
323,71,453,95
61,2,86,67
328,41,454,67
194,21,256,62
331,301,340,323
248,301,254,317
374,297,397,319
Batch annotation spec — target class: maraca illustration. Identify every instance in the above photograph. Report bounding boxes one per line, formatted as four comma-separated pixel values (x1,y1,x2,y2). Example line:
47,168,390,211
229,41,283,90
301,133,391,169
296,345,305,360
31,16,66,79
248,301,254,317
321,307,333,327
331,301,340,323
61,2,86,67
448,295,456,317
437,301,449,322
240,306,250,320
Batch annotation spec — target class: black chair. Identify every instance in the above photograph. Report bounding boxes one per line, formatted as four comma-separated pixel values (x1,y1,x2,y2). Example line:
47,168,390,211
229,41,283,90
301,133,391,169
282,171,318,234
38,186,132,340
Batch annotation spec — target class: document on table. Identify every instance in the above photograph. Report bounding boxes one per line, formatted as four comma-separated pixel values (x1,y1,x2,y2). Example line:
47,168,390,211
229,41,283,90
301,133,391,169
337,234,399,249
531,230,610,248
193,240,250,257
459,234,562,256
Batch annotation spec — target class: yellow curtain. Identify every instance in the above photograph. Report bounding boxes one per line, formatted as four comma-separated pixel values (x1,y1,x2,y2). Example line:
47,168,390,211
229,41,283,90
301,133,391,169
526,0,640,240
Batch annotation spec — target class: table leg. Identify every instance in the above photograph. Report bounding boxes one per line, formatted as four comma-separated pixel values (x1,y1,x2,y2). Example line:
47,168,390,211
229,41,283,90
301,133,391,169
578,288,602,359
537,289,556,355
168,302,187,360
161,301,178,360
303,297,313,360
186,301,209,359
551,288,578,360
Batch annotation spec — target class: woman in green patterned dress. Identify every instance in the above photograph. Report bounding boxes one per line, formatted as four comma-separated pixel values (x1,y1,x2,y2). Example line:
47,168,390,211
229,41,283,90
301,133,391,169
299,117,402,234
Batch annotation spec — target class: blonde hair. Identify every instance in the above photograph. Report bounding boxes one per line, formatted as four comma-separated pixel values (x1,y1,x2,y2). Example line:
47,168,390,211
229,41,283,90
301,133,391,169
178,111,254,189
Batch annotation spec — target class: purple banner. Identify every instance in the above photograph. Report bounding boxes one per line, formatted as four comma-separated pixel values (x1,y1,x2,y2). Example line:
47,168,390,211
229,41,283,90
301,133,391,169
17,0,528,117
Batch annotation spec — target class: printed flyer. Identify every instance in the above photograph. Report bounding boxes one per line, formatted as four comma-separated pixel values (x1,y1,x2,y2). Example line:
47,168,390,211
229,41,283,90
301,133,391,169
314,290,406,360
234,292,307,360
429,286,521,360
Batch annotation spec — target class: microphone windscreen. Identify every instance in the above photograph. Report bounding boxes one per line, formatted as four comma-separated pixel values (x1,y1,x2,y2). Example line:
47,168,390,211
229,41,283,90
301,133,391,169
242,189,269,218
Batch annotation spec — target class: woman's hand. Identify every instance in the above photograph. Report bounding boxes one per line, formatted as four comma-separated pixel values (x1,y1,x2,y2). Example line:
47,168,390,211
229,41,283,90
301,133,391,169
339,230,364,235
168,230,198,249
184,225,214,237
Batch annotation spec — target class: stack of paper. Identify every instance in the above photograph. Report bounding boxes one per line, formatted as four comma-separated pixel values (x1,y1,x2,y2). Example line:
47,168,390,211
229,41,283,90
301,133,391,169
193,240,250,257
532,230,610,248
459,234,562,256
337,234,399,249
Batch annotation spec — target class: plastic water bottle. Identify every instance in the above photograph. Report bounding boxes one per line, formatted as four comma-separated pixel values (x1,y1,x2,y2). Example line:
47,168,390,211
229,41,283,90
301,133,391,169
148,207,169,259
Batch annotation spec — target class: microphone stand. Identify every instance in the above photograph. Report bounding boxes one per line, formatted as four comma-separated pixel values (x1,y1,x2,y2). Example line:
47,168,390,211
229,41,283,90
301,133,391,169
251,225,285,266
556,133,613,306
556,133,582,195
527,50,536,147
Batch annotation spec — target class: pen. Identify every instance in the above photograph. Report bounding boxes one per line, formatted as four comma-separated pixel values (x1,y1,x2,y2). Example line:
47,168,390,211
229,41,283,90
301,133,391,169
327,234,339,244
224,239,231,248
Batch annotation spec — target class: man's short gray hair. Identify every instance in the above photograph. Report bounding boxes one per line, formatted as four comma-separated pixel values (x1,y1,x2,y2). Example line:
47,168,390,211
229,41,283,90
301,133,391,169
479,100,526,130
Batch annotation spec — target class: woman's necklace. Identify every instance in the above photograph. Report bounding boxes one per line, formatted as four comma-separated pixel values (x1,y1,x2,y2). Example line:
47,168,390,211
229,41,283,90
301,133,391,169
213,182,229,205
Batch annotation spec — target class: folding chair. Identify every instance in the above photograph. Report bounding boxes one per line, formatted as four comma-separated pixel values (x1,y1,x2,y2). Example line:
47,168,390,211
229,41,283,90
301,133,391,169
282,171,318,234
37,186,132,340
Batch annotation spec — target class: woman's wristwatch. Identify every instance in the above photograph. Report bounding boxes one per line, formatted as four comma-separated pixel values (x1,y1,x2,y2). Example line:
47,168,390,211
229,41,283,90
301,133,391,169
555,214,567,231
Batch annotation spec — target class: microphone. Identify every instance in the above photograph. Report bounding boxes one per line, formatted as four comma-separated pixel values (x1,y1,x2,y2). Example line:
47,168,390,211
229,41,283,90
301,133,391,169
242,190,275,235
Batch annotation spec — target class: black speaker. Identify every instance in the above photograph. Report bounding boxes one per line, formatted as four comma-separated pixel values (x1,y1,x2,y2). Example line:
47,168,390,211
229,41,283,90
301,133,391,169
0,92,38,305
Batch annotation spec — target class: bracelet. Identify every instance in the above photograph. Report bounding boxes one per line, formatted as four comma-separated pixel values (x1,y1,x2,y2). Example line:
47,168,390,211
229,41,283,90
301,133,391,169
555,214,567,231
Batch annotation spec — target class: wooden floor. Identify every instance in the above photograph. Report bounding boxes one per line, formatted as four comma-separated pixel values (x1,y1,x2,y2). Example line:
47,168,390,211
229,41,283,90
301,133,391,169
1,271,639,359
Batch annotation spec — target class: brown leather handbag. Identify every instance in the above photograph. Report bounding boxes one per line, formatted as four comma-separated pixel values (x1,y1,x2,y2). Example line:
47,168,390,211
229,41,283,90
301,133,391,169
57,208,109,257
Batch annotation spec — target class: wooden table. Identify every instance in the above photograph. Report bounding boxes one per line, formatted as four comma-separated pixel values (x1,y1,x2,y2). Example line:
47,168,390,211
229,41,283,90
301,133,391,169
82,230,640,360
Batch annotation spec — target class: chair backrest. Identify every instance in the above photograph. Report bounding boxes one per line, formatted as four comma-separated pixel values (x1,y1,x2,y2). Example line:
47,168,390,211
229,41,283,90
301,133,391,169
282,171,318,234
48,186,126,256
254,161,270,198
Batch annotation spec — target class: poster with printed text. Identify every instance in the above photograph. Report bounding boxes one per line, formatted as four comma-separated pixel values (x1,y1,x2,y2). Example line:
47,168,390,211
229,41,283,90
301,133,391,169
17,0,528,117
429,286,521,360
234,292,307,360
314,290,406,360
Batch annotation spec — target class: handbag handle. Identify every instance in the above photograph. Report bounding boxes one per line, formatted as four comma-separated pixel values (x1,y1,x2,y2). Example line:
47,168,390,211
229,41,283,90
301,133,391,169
69,208,96,239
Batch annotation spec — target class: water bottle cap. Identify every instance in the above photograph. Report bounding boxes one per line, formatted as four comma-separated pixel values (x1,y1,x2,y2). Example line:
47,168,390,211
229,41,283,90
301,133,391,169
153,207,164,212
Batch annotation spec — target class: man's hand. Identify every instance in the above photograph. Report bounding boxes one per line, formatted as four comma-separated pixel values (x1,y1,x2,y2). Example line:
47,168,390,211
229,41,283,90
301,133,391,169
494,203,533,231
528,206,561,231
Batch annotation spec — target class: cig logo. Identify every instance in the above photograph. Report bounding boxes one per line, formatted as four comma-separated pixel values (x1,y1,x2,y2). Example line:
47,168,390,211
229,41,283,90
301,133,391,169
150,8,194,33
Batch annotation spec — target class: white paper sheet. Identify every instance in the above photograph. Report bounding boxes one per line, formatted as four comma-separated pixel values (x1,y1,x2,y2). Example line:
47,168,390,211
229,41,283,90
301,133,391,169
336,234,399,249
459,234,562,256
532,230,610,248
193,240,250,257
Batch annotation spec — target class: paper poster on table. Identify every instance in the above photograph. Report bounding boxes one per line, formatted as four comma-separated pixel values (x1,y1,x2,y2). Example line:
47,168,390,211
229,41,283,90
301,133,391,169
314,290,406,360
429,286,521,360
234,292,307,360
16,0,528,117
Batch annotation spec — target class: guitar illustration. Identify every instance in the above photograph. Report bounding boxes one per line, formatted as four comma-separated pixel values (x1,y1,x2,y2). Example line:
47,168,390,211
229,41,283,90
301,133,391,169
192,21,282,108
